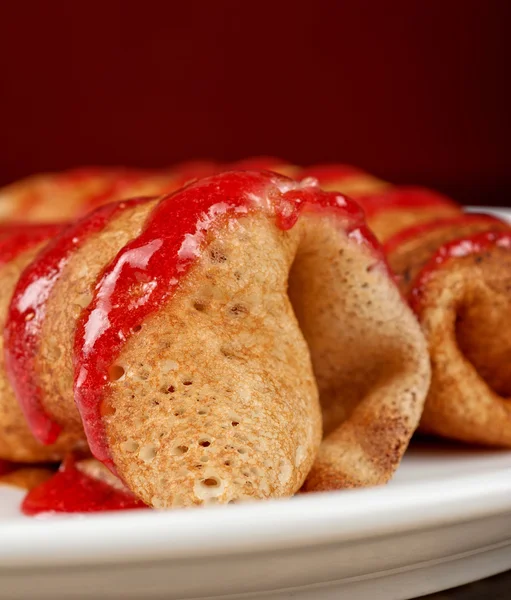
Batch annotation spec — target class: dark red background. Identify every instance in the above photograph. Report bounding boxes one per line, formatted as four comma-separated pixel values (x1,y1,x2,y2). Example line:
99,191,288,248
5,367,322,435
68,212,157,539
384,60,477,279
1,1,509,205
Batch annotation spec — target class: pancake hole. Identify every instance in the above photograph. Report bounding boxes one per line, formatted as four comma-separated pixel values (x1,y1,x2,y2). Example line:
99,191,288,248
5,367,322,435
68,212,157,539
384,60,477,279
193,301,207,312
202,477,220,488
197,409,208,416
183,380,193,386
121,439,139,452
224,460,231,466
231,421,239,427
139,444,157,463
230,304,248,316
199,439,211,448
174,408,185,417
171,445,188,456
108,365,125,381
166,385,175,394
193,300,206,312
132,324,142,333
238,447,248,455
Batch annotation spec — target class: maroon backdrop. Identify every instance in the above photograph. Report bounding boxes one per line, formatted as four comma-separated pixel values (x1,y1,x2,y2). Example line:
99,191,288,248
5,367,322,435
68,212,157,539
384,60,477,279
0,1,509,205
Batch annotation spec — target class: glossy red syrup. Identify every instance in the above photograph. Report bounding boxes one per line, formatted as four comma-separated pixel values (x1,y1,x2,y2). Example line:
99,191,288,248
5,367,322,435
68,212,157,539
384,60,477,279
356,187,460,218
22,456,146,515
4,199,154,446
74,171,383,471
383,214,505,255
0,224,62,268
410,230,511,315
164,158,295,192
298,164,367,183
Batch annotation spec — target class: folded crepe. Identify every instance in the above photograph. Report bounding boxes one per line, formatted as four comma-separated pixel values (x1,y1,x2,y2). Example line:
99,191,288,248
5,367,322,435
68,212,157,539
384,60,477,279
386,214,511,446
0,167,177,223
0,222,74,461
298,164,389,197
356,187,462,242
1,171,429,507
0,160,385,224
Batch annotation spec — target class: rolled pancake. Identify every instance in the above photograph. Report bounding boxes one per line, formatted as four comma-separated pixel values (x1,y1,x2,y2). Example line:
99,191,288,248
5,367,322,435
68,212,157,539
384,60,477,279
4,199,159,460
0,168,176,223
298,164,389,197
356,187,462,242
0,161,381,225
387,215,511,446
0,224,82,462
0,162,294,224
68,171,428,506
3,171,429,505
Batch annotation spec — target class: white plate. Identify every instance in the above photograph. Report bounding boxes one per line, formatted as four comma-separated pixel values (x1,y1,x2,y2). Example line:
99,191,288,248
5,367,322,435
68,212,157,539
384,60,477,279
1,207,511,600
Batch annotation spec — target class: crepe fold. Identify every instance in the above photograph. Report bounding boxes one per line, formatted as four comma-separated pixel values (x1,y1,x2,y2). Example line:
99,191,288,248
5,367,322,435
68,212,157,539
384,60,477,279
0,168,178,223
0,161,386,224
0,171,429,507
354,187,462,242
386,214,511,446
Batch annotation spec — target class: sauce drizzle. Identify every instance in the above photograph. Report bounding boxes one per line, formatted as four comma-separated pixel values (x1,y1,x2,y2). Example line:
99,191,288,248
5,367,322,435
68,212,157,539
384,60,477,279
22,456,146,515
356,187,460,218
410,230,511,314
383,214,504,255
0,224,63,268
4,199,154,445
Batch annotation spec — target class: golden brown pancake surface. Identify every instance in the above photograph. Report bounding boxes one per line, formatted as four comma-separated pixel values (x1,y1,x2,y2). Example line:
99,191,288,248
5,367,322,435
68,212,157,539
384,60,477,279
387,217,511,447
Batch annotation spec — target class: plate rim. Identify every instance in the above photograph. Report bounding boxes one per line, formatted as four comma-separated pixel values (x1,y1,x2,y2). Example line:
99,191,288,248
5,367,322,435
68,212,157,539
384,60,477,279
1,461,511,568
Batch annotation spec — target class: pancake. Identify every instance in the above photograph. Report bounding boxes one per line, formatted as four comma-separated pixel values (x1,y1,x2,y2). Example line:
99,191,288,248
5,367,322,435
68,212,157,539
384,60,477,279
387,215,511,446
2,171,429,507
0,168,175,223
298,164,389,197
3,199,159,461
0,161,382,224
72,171,428,505
0,223,83,462
356,187,462,242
